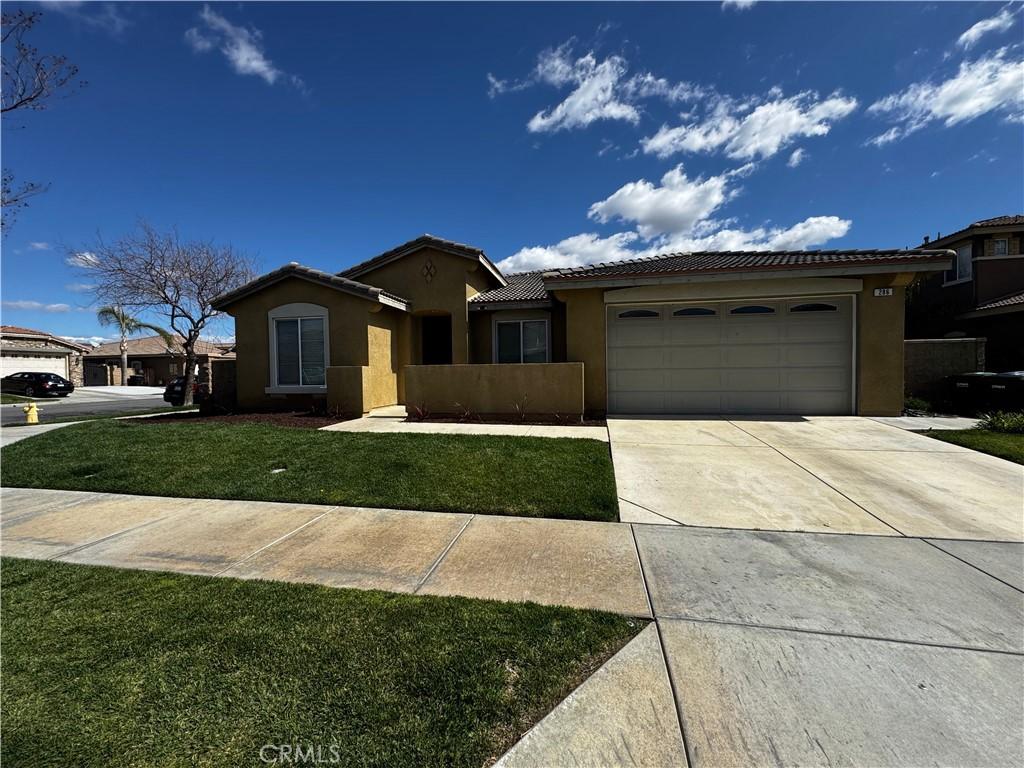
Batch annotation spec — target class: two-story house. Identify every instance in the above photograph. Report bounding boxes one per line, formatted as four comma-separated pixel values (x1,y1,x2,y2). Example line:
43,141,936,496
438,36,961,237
906,215,1024,371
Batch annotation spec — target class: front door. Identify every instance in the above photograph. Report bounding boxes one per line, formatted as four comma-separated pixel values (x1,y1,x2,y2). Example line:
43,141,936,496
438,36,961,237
421,315,453,365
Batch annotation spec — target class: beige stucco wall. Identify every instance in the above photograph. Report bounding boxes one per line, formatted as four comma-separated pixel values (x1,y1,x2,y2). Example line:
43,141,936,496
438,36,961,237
404,363,585,416
224,276,402,409
857,273,912,416
556,288,608,414
353,247,500,365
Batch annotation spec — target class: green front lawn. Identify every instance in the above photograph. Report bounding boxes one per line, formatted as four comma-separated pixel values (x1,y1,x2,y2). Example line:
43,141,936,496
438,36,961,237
0,393,32,404
2,557,642,768
0,420,618,520
925,428,1024,464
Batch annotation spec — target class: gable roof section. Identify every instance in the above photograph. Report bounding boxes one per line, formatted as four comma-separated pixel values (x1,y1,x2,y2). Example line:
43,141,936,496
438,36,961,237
211,263,410,312
543,249,953,288
87,335,234,358
338,234,507,287
922,214,1024,248
959,289,1024,319
468,271,550,309
0,325,91,352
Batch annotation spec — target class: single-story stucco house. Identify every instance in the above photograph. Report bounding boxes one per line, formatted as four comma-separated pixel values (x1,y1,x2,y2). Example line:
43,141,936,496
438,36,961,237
0,325,90,385
211,235,953,417
85,335,235,387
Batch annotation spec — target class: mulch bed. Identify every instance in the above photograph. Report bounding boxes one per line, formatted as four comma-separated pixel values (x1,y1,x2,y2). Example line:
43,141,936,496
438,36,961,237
139,411,350,429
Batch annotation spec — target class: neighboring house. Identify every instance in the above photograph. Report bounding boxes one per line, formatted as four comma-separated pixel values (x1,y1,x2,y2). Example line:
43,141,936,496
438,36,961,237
85,335,235,387
0,325,89,385
906,215,1024,371
211,234,952,417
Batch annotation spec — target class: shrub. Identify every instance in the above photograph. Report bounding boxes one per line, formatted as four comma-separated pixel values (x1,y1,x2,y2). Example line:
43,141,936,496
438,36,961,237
978,411,1024,434
904,396,932,414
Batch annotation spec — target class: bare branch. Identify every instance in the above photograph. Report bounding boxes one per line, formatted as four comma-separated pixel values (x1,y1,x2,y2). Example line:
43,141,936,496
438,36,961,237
73,222,257,404
2,11,85,114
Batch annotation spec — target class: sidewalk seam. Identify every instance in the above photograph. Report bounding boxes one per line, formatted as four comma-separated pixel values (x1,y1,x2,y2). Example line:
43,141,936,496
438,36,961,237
213,508,337,577
921,539,1024,595
413,514,475,593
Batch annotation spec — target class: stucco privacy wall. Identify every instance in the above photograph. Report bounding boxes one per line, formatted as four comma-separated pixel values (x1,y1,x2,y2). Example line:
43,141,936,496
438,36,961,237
904,338,986,397
404,363,585,416
353,247,497,365
227,277,402,408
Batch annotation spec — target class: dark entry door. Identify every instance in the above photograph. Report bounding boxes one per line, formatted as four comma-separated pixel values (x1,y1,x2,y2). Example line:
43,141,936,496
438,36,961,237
421,315,453,365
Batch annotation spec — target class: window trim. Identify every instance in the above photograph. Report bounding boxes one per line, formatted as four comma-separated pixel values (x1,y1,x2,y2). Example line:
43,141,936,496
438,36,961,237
617,309,661,319
266,303,330,393
729,304,776,315
993,238,1009,256
943,244,974,286
492,318,550,364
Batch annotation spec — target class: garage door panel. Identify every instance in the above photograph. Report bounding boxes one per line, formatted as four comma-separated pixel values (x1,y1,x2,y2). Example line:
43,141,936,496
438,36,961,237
0,354,69,378
607,295,854,415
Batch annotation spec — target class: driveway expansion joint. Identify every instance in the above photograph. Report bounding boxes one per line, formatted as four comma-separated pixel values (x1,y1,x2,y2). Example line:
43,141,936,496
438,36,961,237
654,614,1024,657
413,513,475,593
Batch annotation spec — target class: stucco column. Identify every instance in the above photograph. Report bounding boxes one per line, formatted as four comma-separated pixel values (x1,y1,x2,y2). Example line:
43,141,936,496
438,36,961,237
857,274,912,416
557,288,606,414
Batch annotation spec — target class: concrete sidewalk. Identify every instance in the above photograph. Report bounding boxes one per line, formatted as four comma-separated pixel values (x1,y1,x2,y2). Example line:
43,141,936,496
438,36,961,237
3,486,1021,767
321,405,609,441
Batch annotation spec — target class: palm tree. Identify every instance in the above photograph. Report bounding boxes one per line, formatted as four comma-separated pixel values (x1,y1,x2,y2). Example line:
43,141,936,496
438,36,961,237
96,306,174,386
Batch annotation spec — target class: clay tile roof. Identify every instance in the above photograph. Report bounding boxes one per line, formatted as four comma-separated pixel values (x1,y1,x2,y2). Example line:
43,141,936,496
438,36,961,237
973,290,1024,312
211,262,410,311
972,215,1024,228
0,325,91,351
87,335,233,358
469,270,550,305
542,249,953,283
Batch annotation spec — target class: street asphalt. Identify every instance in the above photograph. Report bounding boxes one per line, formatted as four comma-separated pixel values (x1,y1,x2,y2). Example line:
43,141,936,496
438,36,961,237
0,386,168,426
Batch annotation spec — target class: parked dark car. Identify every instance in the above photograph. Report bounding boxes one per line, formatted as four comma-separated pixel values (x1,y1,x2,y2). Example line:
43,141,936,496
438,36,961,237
163,376,198,406
0,371,74,397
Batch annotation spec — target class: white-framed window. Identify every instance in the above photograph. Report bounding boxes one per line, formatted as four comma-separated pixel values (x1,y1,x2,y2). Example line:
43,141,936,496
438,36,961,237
494,319,548,364
993,238,1008,256
945,245,973,283
268,303,329,390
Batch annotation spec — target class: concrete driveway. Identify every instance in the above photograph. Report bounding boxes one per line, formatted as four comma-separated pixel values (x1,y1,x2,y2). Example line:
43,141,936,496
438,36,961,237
610,415,1024,541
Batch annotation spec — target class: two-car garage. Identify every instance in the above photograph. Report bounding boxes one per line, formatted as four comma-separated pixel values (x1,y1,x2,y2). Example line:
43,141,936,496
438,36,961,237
606,295,855,415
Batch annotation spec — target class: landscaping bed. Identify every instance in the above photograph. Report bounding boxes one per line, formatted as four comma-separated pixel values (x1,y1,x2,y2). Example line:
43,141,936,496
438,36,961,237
0,420,618,520
409,414,607,427
1,557,642,768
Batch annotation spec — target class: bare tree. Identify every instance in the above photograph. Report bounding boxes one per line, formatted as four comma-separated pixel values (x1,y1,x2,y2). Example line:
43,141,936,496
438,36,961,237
2,10,85,232
73,223,256,405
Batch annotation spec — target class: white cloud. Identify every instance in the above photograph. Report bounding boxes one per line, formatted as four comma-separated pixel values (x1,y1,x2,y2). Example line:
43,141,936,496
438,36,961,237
61,335,107,347
66,251,99,268
497,232,640,273
957,7,1018,50
787,148,806,167
40,2,131,36
64,283,95,293
588,165,734,239
2,300,72,313
644,90,858,160
185,5,304,90
722,0,758,10
28,242,51,250
868,47,1024,144
490,41,704,133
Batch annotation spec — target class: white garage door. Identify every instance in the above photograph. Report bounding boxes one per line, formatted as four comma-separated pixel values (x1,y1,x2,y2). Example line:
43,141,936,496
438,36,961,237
607,296,854,415
0,353,69,379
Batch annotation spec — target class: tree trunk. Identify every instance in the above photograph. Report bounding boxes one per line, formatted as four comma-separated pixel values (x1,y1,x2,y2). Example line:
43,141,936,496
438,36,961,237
182,344,198,406
120,337,128,386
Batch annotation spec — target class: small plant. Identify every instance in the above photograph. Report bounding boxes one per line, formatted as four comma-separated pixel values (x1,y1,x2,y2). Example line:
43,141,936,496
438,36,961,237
512,394,529,423
453,402,478,423
904,396,932,414
977,411,1024,434
410,404,430,422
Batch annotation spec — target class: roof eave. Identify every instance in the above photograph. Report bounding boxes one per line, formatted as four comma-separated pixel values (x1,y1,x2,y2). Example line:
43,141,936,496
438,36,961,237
544,260,952,291
468,299,554,312
211,267,410,312
342,238,508,288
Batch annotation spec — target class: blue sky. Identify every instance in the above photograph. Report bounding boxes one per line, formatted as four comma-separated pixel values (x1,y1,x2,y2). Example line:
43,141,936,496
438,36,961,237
2,1,1022,342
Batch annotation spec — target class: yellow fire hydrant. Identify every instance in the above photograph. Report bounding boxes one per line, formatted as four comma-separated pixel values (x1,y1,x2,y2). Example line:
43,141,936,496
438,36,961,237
22,402,39,424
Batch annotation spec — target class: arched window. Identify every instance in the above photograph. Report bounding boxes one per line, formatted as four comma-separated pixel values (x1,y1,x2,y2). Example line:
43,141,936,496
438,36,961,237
673,307,716,317
790,303,838,313
730,305,775,315
618,309,660,319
